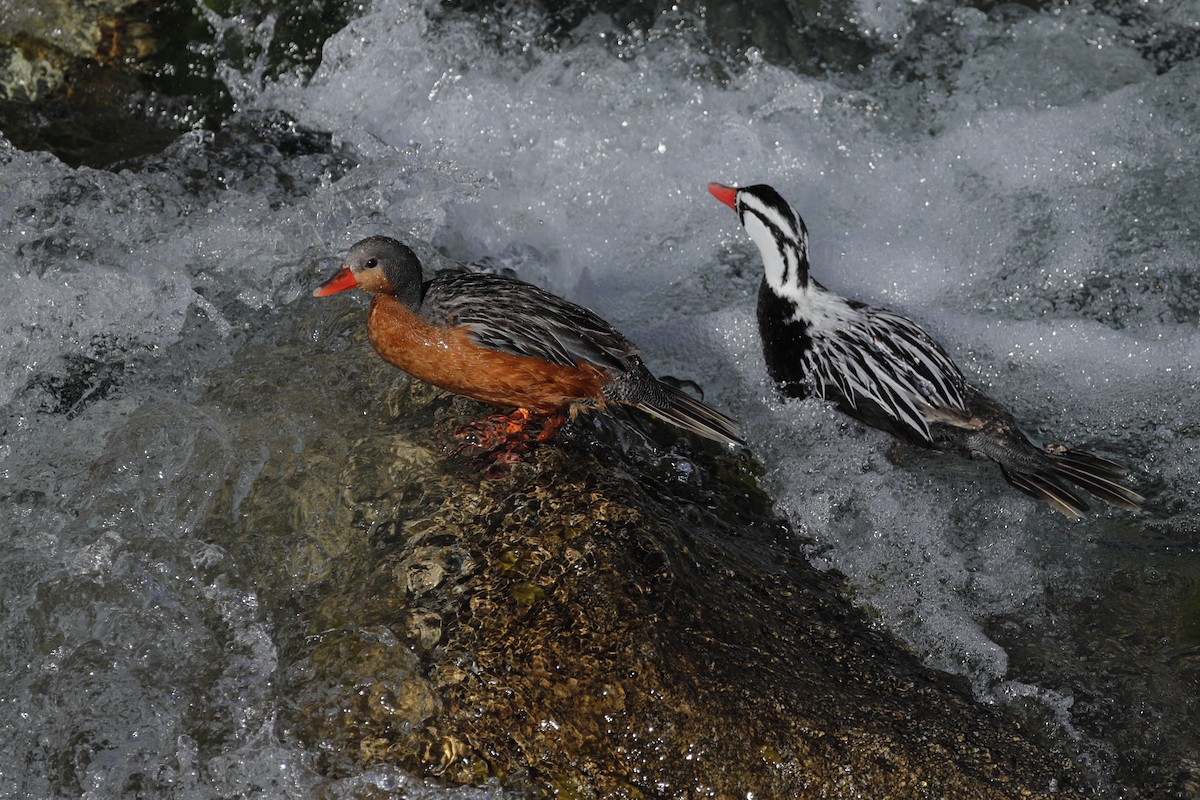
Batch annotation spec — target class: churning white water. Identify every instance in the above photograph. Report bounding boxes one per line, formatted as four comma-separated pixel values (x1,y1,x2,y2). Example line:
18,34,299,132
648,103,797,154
2,0,1197,795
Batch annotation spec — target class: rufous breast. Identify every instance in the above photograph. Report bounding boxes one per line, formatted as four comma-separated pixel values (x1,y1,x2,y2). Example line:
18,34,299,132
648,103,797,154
367,294,610,415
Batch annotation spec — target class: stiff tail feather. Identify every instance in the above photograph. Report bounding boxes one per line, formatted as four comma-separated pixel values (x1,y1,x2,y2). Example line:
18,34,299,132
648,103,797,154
1001,447,1144,518
636,382,745,447
1047,447,1144,511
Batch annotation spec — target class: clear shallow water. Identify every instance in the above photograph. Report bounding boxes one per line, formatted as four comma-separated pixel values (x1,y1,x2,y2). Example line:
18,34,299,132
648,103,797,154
2,0,1199,796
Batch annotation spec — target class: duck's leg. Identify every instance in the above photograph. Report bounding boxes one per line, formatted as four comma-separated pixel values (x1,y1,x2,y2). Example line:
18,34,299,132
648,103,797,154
533,412,566,442
449,409,571,469
449,408,537,462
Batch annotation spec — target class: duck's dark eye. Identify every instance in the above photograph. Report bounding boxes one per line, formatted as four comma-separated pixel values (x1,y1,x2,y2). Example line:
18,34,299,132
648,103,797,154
365,258,378,268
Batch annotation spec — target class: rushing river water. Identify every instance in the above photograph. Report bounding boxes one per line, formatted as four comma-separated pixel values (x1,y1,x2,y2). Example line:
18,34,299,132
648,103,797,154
2,0,1199,796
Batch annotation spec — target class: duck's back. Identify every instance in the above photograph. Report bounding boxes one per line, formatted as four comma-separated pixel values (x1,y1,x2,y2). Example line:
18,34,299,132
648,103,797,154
422,271,637,376
756,278,969,445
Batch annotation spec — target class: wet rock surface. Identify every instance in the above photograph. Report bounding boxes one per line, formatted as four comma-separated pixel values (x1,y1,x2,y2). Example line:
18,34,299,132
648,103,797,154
0,0,164,164
0,0,153,102
212,311,1091,799
0,0,354,167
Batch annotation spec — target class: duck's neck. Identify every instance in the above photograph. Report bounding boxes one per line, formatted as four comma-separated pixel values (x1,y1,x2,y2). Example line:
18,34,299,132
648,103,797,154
743,211,811,301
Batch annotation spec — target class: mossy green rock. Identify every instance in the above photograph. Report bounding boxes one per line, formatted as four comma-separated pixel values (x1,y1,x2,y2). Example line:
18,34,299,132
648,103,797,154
0,0,153,102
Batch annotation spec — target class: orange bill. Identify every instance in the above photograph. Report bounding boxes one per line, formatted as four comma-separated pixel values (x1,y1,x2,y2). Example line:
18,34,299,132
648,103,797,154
313,267,358,297
707,182,738,210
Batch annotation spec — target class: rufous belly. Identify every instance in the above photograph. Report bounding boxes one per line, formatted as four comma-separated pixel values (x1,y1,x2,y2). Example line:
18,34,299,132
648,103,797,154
367,295,609,415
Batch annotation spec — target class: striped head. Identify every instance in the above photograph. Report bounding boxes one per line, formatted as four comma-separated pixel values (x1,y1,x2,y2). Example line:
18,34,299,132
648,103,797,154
708,182,811,298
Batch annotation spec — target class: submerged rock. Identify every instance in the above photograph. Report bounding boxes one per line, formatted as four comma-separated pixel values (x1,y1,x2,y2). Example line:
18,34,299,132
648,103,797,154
216,310,1090,799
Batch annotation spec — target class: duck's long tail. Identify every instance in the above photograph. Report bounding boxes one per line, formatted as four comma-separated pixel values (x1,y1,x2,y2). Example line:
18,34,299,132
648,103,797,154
929,388,1144,518
635,381,746,448
1000,446,1145,518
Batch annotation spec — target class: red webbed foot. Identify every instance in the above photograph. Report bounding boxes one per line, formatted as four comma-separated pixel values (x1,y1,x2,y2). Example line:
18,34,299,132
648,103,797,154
447,409,566,469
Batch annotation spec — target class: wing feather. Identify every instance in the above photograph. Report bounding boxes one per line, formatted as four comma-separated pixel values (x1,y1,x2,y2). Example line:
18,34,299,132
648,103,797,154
422,271,635,374
799,298,968,443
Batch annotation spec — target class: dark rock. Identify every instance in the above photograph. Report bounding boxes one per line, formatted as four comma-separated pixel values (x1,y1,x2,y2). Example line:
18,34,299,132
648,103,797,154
0,0,155,103
217,315,1091,798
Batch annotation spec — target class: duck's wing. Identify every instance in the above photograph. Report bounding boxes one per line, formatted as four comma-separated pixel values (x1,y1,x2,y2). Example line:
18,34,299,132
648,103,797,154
422,271,636,374
805,301,969,443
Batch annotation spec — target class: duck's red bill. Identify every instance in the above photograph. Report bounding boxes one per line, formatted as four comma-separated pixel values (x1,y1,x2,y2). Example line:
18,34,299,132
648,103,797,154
707,182,738,210
313,267,358,297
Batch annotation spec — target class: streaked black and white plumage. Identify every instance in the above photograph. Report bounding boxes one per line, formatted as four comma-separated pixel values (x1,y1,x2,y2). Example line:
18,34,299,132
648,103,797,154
709,182,1143,517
